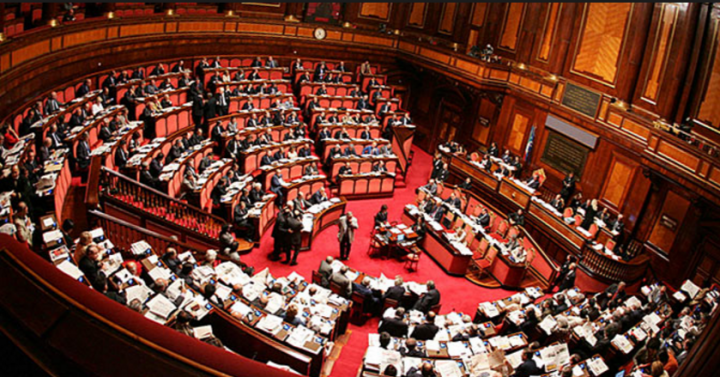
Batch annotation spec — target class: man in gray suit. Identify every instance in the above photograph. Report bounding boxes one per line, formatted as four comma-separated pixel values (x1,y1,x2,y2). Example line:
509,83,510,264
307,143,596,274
337,212,359,260
318,256,334,288
330,265,352,297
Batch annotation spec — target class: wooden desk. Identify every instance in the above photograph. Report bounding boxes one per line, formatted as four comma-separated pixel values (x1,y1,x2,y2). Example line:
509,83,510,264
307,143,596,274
316,124,382,141
449,155,501,192
299,82,359,103
338,173,396,199
228,93,295,113
283,176,327,205
328,156,398,178
301,197,347,251
488,250,527,289
320,138,391,161
216,79,292,96
201,66,286,85
305,94,360,112
401,208,472,276
239,139,314,174
258,156,319,191
527,201,587,251
309,108,375,130
498,178,533,209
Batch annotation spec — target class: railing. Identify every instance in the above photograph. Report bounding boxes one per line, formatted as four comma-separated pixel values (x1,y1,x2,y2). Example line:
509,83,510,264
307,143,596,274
98,166,225,239
580,242,649,284
88,209,208,259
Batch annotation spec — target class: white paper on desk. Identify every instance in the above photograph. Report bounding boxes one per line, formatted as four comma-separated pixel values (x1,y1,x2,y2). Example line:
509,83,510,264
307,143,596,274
469,353,490,375
257,314,284,334
214,283,233,302
539,315,557,335
146,293,177,319
681,280,701,299
148,266,171,282
573,365,584,377
57,260,84,280
673,291,687,302
131,240,152,255
242,283,264,302
229,301,252,318
481,302,500,318
588,357,609,376
447,341,470,358
611,335,633,354
126,284,153,304
265,292,285,314
193,325,214,339
469,336,487,354
506,349,524,369
287,325,314,348
425,340,440,352
436,360,462,377
509,334,525,348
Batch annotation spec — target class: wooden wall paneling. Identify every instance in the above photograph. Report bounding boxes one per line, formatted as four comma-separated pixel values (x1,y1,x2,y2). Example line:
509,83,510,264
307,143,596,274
546,3,581,74
647,189,691,253
675,4,711,126
536,3,562,63
506,110,531,155
471,3,489,27
691,7,720,134
233,3,287,19
640,4,679,104
600,153,634,209
498,3,525,53
358,3,391,22
570,3,634,86
407,3,427,29
438,3,457,36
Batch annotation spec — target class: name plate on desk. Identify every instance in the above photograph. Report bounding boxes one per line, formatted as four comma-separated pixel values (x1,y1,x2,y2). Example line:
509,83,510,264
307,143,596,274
561,82,601,118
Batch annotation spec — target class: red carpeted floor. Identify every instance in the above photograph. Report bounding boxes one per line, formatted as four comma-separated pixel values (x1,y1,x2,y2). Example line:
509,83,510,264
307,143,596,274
243,145,518,377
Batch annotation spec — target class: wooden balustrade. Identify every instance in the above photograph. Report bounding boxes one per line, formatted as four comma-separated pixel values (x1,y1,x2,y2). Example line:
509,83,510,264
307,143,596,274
580,242,649,284
98,166,225,241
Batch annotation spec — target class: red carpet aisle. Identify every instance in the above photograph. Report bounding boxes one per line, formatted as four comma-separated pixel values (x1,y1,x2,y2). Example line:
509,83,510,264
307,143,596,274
243,145,517,377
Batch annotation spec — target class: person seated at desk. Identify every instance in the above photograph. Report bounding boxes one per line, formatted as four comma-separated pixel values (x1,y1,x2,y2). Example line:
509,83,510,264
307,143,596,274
338,162,353,181
360,127,372,140
509,244,527,264
550,194,565,213
382,276,406,304
410,311,439,340
249,182,264,204
328,144,343,159
525,172,541,190
509,209,525,227
418,197,435,215
316,84,328,96
272,147,286,161
441,191,460,209
286,111,299,125
286,146,299,160
495,163,511,177
310,186,329,205
501,149,512,164
419,179,438,196
198,152,214,175
344,143,358,157
328,112,340,124
318,127,332,141
304,162,320,177
273,110,287,126
353,277,380,314
258,131,273,146
226,134,243,160
284,304,307,327
334,127,350,140
260,153,274,167
413,281,440,314
512,350,544,377
429,200,446,223
378,143,392,156
190,128,204,146
474,207,491,229
233,201,256,242
379,307,408,338
372,160,387,173
248,68,261,81
362,142,379,156
140,161,160,190
457,177,472,190
374,205,389,228
293,191,312,212
330,265,352,297
609,213,625,235
149,152,165,180
284,129,297,142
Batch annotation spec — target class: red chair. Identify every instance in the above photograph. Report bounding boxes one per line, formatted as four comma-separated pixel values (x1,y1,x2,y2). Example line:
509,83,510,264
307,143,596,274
563,208,574,218
588,224,599,238
471,246,498,280
404,246,422,272
605,239,617,251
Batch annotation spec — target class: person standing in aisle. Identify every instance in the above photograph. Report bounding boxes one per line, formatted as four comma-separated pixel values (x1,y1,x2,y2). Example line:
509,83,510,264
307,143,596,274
337,212,358,260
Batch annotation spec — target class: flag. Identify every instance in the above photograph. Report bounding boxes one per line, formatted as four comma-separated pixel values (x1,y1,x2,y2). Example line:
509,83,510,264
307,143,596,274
524,126,536,162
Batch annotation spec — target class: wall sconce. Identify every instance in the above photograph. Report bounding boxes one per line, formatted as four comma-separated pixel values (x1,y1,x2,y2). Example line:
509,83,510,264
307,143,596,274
548,75,558,81
106,11,115,19
394,29,400,36
516,63,526,70
166,9,175,16
452,43,459,52
49,19,58,27
342,22,352,28
226,10,234,17
0,33,5,43
284,14,300,23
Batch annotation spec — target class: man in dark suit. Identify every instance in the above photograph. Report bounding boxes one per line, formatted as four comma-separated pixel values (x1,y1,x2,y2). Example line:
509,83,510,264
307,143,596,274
149,153,164,179
435,163,450,182
509,209,525,227
233,201,256,242
216,87,230,116
76,79,92,98
410,312,439,341
513,350,544,377
249,183,264,204
166,140,184,163
293,191,311,212
413,281,440,313
115,140,129,170
242,99,255,111
352,277,380,314
378,102,391,118
382,277,406,303
140,162,159,189
75,133,91,171
374,205,388,228
191,93,204,128
203,92,217,129
444,192,461,209
356,95,371,111
45,92,65,114
197,153,213,174
558,263,577,292
270,205,290,261
226,134,242,160
270,173,285,205
310,187,328,205
378,308,408,338
399,338,426,358
261,153,274,167
98,121,112,143
284,211,303,266
343,144,358,157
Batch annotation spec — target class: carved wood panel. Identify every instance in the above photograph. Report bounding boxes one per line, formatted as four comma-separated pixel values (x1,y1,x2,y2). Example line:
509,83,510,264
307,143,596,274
697,18,720,130
572,3,633,85
407,3,427,28
647,190,690,254
537,3,561,62
439,3,457,35
601,155,633,208
471,3,488,27
507,112,530,154
499,3,525,52
642,4,679,102
359,3,391,21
